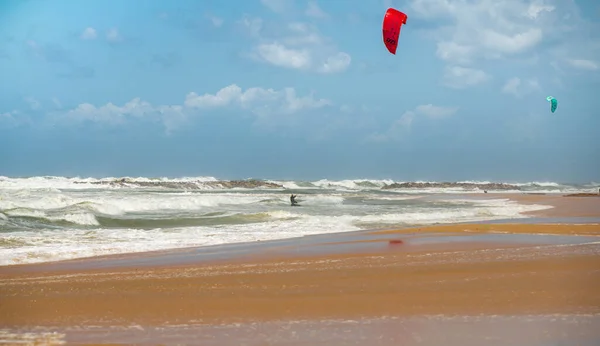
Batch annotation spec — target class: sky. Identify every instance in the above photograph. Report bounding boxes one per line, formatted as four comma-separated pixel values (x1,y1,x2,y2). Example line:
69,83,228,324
0,0,599,182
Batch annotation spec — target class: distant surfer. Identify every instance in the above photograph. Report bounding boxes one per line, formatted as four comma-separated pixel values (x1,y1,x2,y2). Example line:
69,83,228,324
290,194,299,206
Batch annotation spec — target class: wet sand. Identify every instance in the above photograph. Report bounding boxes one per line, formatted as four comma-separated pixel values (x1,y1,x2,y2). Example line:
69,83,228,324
471,191,600,218
371,222,600,236
1,194,600,345
2,240,599,324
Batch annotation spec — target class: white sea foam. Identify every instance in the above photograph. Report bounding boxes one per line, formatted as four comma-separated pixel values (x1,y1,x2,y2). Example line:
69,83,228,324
0,175,218,190
0,202,553,265
0,175,594,265
0,190,272,216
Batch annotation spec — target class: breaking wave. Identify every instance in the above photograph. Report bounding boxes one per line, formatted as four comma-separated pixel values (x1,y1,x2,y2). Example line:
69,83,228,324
0,174,590,266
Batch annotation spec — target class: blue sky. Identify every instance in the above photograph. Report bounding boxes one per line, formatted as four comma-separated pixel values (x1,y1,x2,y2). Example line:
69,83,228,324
1,0,599,182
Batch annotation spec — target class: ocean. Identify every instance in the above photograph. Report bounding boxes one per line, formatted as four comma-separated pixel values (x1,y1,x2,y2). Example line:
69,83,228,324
0,176,597,266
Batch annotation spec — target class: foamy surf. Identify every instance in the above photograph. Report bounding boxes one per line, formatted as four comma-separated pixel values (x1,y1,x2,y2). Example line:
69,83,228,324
0,175,591,266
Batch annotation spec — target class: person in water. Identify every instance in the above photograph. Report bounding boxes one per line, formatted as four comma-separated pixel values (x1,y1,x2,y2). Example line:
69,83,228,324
290,194,299,206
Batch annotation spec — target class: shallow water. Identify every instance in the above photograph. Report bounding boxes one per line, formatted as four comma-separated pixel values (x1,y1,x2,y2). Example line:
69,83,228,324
3,314,599,345
4,176,588,266
8,230,599,273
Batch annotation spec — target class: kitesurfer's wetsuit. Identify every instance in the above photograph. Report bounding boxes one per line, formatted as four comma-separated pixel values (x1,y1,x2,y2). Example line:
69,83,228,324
290,194,298,206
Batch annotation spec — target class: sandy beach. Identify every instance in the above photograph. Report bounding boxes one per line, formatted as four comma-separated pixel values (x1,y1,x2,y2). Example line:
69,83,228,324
1,193,600,345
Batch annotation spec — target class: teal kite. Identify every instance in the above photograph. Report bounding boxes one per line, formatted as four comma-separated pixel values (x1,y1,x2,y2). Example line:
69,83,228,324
546,96,557,113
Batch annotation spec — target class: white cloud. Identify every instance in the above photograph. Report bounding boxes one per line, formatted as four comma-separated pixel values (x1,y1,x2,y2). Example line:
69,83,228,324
52,97,62,109
502,78,523,96
80,27,97,40
442,66,490,89
318,52,352,74
415,104,459,118
184,84,331,117
239,16,351,74
283,89,331,113
339,104,381,115
24,97,40,110
306,1,328,19
526,1,555,19
261,0,292,13
55,84,331,132
239,16,262,38
65,98,157,125
184,85,243,109
410,0,599,74
395,111,416,129
106,28,122,42
0,111,17,123
367,103,458,142
480,29,542,55
0,110,29,128
567,59,598,71
25,40,71,64
283,22,325,45
208,15,224,27
407,0,600,88
340,105,353,113
63,100,186,134
255,43,312,70
436,42,475,64
502,77,540,97
159,105,186,135
410,0,552,64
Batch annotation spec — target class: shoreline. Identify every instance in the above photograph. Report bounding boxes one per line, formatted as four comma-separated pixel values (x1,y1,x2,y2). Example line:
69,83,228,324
463,191,600,218
2,233,599,323
3,222,599,274
1,192,599,271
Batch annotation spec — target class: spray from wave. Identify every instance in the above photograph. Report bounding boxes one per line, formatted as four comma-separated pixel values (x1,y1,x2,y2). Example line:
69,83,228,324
1,175,597,193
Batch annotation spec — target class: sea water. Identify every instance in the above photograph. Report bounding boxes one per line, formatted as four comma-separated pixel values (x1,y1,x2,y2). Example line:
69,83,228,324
0,176,596,266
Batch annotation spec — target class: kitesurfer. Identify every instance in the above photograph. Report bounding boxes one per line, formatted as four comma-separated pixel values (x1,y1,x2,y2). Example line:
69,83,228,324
290,194,299,206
